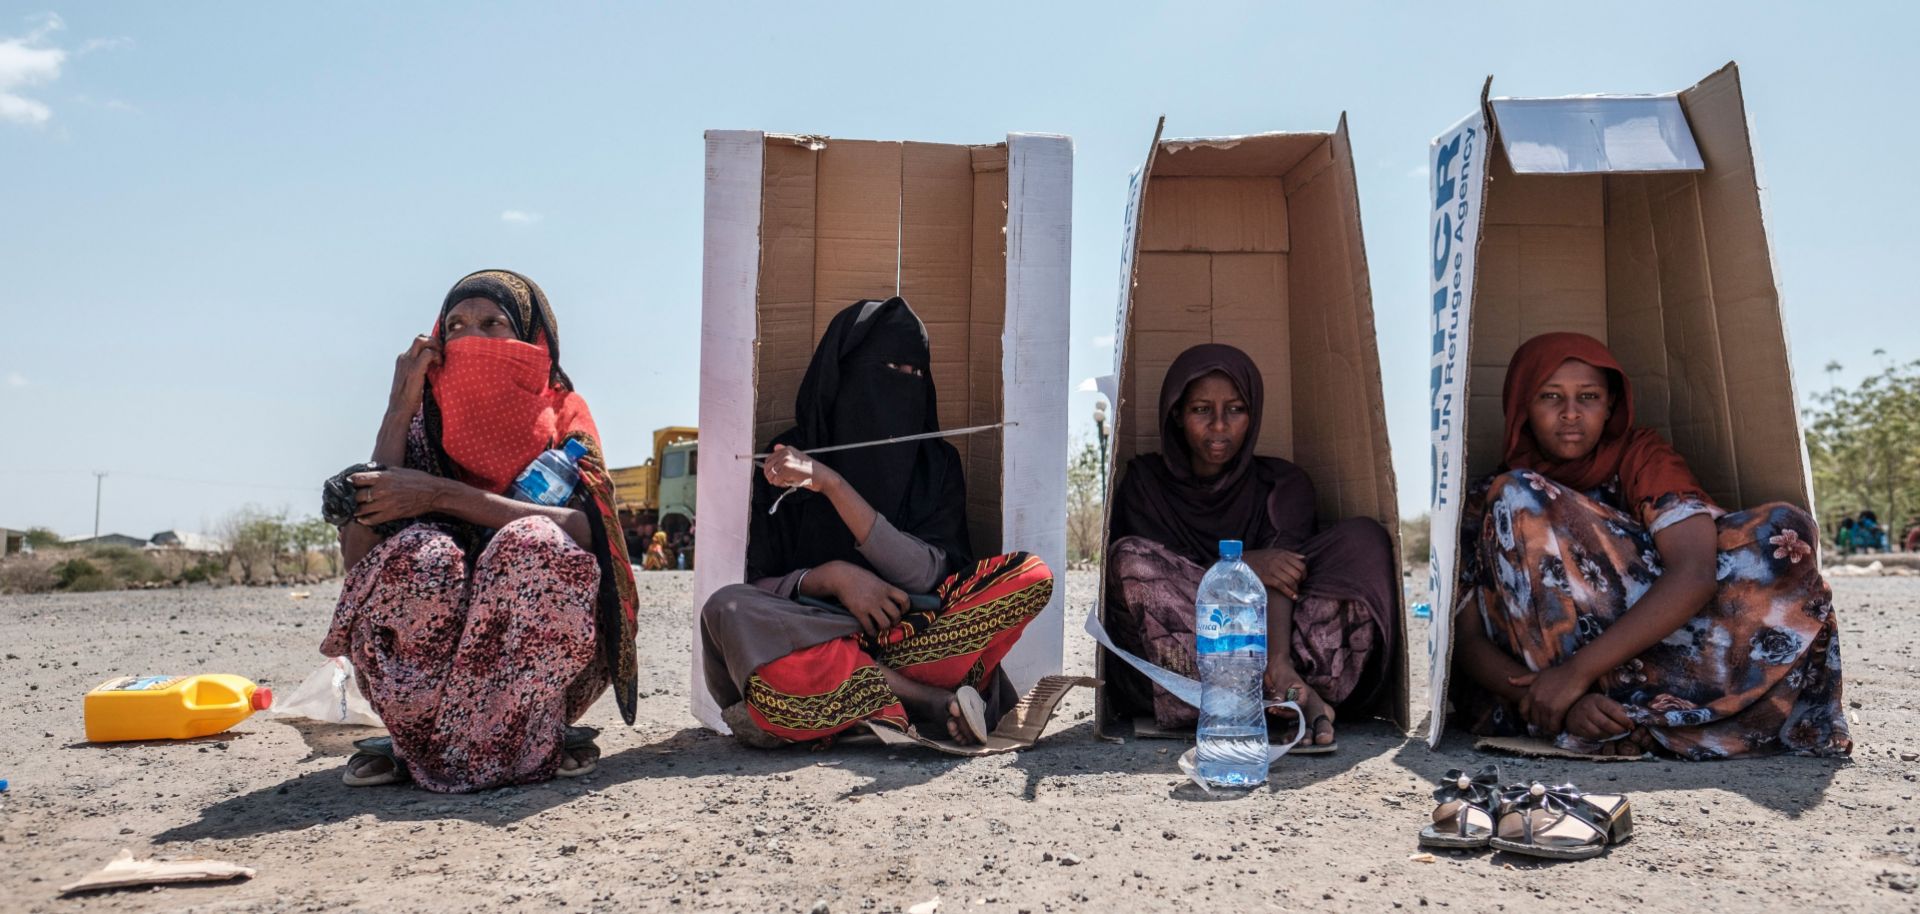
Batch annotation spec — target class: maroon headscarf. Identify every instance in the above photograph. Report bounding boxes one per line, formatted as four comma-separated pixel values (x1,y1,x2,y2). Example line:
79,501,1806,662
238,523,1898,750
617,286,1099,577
1111,344,1315,566
1501,332,1711,514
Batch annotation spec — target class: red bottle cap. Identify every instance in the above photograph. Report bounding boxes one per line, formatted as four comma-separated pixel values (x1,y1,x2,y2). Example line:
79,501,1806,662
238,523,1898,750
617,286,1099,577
251,687,274,711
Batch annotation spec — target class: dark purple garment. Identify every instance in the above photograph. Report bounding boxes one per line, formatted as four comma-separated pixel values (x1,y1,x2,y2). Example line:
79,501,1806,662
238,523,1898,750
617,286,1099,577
1106,343,1399,711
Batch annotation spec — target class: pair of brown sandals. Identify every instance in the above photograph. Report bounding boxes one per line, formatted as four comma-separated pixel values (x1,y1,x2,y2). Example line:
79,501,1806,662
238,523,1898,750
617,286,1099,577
1419,765,1633,860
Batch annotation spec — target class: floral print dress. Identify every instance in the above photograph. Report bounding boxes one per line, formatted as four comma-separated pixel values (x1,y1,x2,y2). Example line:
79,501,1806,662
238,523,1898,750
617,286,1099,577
1454,470,1851,759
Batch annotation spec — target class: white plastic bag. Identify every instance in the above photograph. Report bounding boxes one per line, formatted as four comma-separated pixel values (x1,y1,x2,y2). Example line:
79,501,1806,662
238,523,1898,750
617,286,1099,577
262,656,382,727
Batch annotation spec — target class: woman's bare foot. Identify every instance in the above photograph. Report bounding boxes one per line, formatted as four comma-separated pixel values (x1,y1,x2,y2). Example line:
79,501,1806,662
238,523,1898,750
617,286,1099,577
348,753,395,780
878,666,976,744
1265,663,1337,746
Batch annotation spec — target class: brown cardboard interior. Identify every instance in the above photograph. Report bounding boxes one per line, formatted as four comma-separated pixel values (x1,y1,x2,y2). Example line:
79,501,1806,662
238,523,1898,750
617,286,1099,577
752,135,1010,556
1463,65,1809,513
1107,123,1407,730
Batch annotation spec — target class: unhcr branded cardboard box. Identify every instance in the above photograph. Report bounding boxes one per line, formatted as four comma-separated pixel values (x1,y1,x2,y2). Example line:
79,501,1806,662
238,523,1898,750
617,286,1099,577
1425,63,1813,745
693,131,1073,733
1096,117,1409,737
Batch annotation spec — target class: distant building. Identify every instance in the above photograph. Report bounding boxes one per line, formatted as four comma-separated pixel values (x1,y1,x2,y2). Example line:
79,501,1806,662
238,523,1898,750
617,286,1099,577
63,533,148,550
1,527,23,557
149,530,228,553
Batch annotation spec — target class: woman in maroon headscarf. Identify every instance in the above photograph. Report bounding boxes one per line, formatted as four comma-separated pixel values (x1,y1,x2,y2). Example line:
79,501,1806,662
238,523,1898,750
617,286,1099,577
1452,332,1849,759
1105,344,1397,748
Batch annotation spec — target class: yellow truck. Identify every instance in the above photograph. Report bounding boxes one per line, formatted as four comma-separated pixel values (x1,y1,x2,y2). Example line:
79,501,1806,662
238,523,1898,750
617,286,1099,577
611,427,698,559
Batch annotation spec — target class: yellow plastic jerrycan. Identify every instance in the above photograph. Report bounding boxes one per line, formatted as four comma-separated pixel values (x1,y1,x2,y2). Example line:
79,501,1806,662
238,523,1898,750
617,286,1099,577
84,674,273,742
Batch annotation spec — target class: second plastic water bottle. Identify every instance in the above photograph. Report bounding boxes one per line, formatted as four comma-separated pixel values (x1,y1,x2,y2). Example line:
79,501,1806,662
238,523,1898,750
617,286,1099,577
1195,539,1269,788
513,438,589,506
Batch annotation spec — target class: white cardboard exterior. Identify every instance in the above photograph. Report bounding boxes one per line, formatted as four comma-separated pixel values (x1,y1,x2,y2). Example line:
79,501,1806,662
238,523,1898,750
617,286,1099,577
1424,108,1488,748
690,131,1072,734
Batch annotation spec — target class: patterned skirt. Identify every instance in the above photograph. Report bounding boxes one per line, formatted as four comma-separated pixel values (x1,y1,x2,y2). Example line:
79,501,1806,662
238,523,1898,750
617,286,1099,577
321,516,608,792
1105,531,1383,730
1463,470,1851,759
741,553,1053,742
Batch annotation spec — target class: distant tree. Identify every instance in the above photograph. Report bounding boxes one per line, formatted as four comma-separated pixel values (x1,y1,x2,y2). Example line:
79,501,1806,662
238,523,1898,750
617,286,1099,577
290,516,341,577
1804,358,1920,539
1066,437,1106,566
220,505,291,583
23,527,61,550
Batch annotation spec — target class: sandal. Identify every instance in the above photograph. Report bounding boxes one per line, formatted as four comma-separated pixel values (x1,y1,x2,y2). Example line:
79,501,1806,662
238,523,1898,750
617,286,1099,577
1490,781,1634,860
1419,765,1503,849
343,736,409,787
556,726,601,778
951,685,990,744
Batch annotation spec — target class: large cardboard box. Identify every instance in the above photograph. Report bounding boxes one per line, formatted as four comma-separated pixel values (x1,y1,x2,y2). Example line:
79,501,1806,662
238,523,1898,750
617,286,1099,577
1424,63,1813,745
1097,117,1409,736
693,131,1073,733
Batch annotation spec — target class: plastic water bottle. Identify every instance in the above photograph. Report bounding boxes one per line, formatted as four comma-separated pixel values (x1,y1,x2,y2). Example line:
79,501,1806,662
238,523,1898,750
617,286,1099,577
512,438,589,506
1195,539,1269,788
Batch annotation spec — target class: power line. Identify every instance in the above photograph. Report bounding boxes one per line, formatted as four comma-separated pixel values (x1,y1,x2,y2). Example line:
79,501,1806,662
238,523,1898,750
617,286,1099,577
0,466,317,494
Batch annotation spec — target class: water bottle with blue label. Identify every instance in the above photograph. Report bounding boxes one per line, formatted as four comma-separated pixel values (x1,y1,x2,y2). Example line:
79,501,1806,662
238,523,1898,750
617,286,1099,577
1194,539,1269,788
512,438,590,506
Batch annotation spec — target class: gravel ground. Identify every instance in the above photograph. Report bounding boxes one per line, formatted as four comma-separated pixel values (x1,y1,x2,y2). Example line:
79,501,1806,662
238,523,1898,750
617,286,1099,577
0,570,1913,912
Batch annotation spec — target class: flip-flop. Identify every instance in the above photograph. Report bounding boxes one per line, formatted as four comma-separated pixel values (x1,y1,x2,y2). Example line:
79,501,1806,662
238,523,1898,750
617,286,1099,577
952,685,990,745
342,736,409,787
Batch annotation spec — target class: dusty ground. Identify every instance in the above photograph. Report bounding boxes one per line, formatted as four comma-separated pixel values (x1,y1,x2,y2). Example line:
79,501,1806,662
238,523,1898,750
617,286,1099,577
1,569,1914,913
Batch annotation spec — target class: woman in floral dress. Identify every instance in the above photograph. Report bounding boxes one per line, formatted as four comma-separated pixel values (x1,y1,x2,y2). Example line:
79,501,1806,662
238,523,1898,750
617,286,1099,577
1453,332,1850,759
323,270,638,792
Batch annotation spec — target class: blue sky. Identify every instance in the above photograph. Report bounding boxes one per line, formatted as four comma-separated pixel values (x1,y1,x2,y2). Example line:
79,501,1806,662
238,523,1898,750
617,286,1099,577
1,2,1913,538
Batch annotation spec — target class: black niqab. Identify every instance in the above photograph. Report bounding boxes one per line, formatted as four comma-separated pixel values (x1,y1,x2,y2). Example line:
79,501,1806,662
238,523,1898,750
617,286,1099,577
748,298,972,580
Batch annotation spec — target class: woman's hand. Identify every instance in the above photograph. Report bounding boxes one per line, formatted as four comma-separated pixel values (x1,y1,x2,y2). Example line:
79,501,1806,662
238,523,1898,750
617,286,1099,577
388,335,441,418
821,562,907,638
1508,662,1596,736
1243,548,1305,600
1564,693,1635,742
762,444,845,496
349,467,449,526
1264,658,1335,746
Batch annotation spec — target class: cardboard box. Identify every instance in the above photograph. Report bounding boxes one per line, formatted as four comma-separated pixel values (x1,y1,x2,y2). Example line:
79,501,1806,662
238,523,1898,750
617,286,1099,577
1097,117,1409,736
1424,62,1812,745
693,131,1073,733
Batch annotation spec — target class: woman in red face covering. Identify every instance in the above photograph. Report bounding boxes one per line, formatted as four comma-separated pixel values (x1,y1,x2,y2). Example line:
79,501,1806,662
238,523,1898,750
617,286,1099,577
323,270,637,792
1452,332,1849,760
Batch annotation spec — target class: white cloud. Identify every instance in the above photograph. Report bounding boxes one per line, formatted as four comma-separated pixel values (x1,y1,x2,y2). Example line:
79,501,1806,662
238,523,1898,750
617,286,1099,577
500,209,543,225
0,13,67,127
1090,334,1114,349
6,371,29,388
77,36,132,55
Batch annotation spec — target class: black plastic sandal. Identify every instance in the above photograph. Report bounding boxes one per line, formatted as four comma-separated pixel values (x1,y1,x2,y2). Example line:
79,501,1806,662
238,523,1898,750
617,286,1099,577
1490,781,1634,860
1419,765,1503,849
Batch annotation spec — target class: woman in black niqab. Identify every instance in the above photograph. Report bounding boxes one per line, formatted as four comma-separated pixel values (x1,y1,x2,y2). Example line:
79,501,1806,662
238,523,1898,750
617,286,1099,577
702,298,1053,750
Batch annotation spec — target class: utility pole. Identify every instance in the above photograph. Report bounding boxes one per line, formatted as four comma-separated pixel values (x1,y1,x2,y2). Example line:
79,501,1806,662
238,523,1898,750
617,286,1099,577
93,471,107,538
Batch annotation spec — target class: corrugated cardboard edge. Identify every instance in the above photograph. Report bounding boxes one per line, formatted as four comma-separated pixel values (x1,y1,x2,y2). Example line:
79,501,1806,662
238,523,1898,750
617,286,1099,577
690,130,766,734
1472,735,1649,763
1327,112,1410,733
864,674,1099,756
1094,117,1164,741
997,133,1074,694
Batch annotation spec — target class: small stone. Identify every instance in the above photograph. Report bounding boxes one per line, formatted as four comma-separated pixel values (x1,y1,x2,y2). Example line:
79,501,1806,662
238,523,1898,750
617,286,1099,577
1057,853,1081,867
1042,851,1054,862
1902,752,1918,763
811,902,830,914
1162,830,1178,841
118,827,134,835
752,825,771,837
